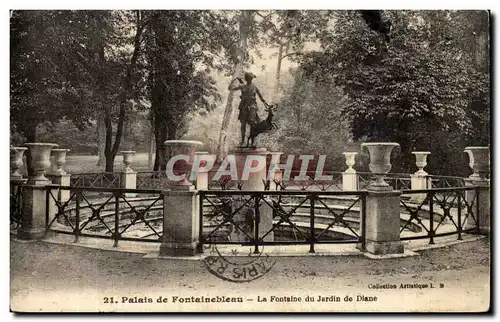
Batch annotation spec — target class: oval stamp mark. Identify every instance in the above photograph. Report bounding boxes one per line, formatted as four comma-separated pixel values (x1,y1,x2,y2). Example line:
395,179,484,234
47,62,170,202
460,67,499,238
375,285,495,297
201,243,276,283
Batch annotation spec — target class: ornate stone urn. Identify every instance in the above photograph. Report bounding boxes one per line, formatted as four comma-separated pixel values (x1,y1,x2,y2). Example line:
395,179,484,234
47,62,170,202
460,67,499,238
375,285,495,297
121,151,136,173
51,149,70,175
361,142,399,189
24,143,59,181
343,152,358,173
164,140,203,186
410,151,431,202
412,151,430,175
10,147,28,180
464,146,490,180
342,152,358,191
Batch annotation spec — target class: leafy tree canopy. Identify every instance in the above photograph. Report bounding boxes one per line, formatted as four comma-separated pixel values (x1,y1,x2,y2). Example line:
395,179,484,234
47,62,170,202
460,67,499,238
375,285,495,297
298,10,489,174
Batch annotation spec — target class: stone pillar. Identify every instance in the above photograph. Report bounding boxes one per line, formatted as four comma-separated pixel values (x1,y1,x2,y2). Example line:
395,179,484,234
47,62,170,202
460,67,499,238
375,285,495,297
258,201,275,242
267,152,283,191
234,147,268,190
160,140,203,256
360,142,404,255
363,189,405,254
465,180,490,234
194,151,210,191
264,151,283,241
48,149,71,218
464,147,490,234
231,147,276,242
269,169,283,191
342,152,358,191
410,151,431,203
193,152,211,249
18,143,58,240
120,151,137,197
159,189,199,256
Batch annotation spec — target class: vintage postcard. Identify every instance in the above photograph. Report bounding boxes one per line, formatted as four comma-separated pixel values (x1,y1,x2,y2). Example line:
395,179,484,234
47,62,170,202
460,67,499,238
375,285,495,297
9,9,491,313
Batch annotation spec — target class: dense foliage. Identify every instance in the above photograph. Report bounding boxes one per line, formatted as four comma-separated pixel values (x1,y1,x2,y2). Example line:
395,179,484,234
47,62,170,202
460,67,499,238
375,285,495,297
298,10,490,175
11,10,490,176
10,11,110,140
144,11,237,170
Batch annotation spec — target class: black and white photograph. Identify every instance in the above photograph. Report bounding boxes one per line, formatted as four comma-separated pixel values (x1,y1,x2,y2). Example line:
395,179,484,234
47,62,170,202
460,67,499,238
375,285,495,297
7,6,491,313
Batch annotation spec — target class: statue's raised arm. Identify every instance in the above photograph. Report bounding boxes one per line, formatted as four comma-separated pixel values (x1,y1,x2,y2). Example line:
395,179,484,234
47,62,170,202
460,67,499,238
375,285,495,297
228,77,245,91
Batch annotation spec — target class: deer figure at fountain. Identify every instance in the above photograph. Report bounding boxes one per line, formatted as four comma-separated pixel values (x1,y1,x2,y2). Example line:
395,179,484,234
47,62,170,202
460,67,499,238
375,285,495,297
246,104,278,148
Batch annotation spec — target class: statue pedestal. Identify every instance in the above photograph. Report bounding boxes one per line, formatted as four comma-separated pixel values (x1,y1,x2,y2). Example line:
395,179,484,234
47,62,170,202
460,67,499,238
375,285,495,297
229,147,275,243
233,147,268,190
18,179,51,240
160,187,199,256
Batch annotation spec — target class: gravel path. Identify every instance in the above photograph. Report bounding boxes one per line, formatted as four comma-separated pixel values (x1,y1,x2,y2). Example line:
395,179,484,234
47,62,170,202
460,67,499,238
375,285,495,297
10,238,490,312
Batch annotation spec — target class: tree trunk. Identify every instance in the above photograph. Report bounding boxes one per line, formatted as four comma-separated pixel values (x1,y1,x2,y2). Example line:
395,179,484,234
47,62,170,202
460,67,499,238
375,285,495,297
148,129,155,170
273,41,288,102
103,11,145,173
103,107,114,172
152,115,167,171
273,13,291,102
96,110,106,166
151,80,168,171
104,100,127,172
474,13,489,73
148,110,155,170
216,11,251,162
216,87,238,161
104,151,115,173
217,10,252,161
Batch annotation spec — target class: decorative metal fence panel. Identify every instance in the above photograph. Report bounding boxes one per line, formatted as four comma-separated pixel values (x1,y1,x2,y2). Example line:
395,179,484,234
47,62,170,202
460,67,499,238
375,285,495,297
136,171,171,190
70,172,121,188
10,182,24,228
356,172,412,190
45,185,164,246
271,172,344,192
399,187,480,243
427,175,467,188
9,170,484,250
199,190,367,253
206,173,345,191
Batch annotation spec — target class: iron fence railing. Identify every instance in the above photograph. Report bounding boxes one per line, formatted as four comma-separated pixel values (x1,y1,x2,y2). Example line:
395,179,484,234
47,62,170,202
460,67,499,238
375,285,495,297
45,185,163,246
70,172,121,189
136,171,170,190
67,171,471,193
199,190,367,254
272,172,344,192
399,186,480,244
10,170,486,250
10,181,24,228
427,175,467,188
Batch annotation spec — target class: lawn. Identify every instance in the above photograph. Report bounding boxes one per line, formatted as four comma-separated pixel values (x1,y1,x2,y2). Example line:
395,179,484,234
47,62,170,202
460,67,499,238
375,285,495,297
19,152,155,175
64,152,154,173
